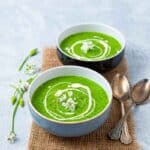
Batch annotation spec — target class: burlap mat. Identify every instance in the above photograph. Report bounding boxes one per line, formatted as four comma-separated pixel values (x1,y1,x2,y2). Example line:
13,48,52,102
28,48,140,150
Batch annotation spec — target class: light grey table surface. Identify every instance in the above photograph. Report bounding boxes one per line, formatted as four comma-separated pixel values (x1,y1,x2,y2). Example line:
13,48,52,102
0,0,150,149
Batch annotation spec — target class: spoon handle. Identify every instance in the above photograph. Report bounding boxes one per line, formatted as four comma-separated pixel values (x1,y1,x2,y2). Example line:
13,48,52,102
120,102,132,144
108,103,135,140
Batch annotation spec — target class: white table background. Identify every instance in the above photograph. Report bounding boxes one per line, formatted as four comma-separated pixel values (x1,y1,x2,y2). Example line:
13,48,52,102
0,0,150,149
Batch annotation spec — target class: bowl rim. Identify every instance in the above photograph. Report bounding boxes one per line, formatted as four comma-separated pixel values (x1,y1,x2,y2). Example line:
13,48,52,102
28,65,112,125
56,23,126,62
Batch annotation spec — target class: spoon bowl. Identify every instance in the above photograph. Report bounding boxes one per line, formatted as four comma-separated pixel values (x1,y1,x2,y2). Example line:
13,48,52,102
112,73,130,101
131,79,150,105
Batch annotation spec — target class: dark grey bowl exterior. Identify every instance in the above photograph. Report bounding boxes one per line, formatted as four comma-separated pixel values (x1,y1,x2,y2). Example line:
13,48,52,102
29,103,111,137
57,47,125,72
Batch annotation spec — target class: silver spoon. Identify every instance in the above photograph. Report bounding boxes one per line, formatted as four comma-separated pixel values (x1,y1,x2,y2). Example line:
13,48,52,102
120,102,132,144
110,73,132,144
108,79,150,140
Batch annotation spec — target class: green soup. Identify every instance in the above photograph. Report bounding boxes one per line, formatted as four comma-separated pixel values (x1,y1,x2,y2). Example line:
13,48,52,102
60,32,122,61
31,76,109,122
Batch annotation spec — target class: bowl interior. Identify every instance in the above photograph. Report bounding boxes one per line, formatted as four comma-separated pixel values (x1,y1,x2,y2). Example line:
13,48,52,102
29,66,112,124
57,24,125,55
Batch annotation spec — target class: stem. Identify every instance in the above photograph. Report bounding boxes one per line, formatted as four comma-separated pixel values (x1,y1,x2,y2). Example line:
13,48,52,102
27,75,37,84
108,102,135,140
18,55,30,71
10,84,18,89
120,101,132,144
10,85,22,95
14,90,17,96
120,102,135,122
10,93,23,133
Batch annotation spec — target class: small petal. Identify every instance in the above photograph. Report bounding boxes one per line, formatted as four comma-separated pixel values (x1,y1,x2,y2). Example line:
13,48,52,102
81,41,94,53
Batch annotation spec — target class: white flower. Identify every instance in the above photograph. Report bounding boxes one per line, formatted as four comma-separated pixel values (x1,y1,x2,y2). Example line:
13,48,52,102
62,94,67,99
11,80,29,93
18,80,29,92
81,41,94,53
68,91,73,97
59,94,67,102
24,62,40,75
7,132,16,144
62,98,77,112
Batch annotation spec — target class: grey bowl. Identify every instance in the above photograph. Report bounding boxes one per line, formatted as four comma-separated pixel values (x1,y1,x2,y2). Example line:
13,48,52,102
28,66,112,137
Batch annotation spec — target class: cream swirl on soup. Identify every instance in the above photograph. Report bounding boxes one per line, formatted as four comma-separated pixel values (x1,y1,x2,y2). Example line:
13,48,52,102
31,76,109,122
44,82,96,121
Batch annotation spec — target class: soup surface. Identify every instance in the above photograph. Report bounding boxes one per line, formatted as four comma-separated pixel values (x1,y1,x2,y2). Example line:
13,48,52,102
60,32,122,61
31,76,109,122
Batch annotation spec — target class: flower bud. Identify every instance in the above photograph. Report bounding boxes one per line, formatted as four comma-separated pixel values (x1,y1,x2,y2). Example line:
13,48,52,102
19,98,25,107
29,48,38,57
11,96,17,105
7,132,16,144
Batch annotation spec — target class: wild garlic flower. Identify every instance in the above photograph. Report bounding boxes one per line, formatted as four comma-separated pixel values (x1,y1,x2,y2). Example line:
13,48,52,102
18,80,29,92
68,91,73,97
56,90,77,112
62,98,76,112
81,41,94,53
7,132,16,144
11,80,29,93
24,62,40,75
59,94,67,102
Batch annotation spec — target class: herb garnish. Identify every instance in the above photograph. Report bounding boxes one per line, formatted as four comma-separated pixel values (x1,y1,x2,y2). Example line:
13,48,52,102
8,49,40,143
